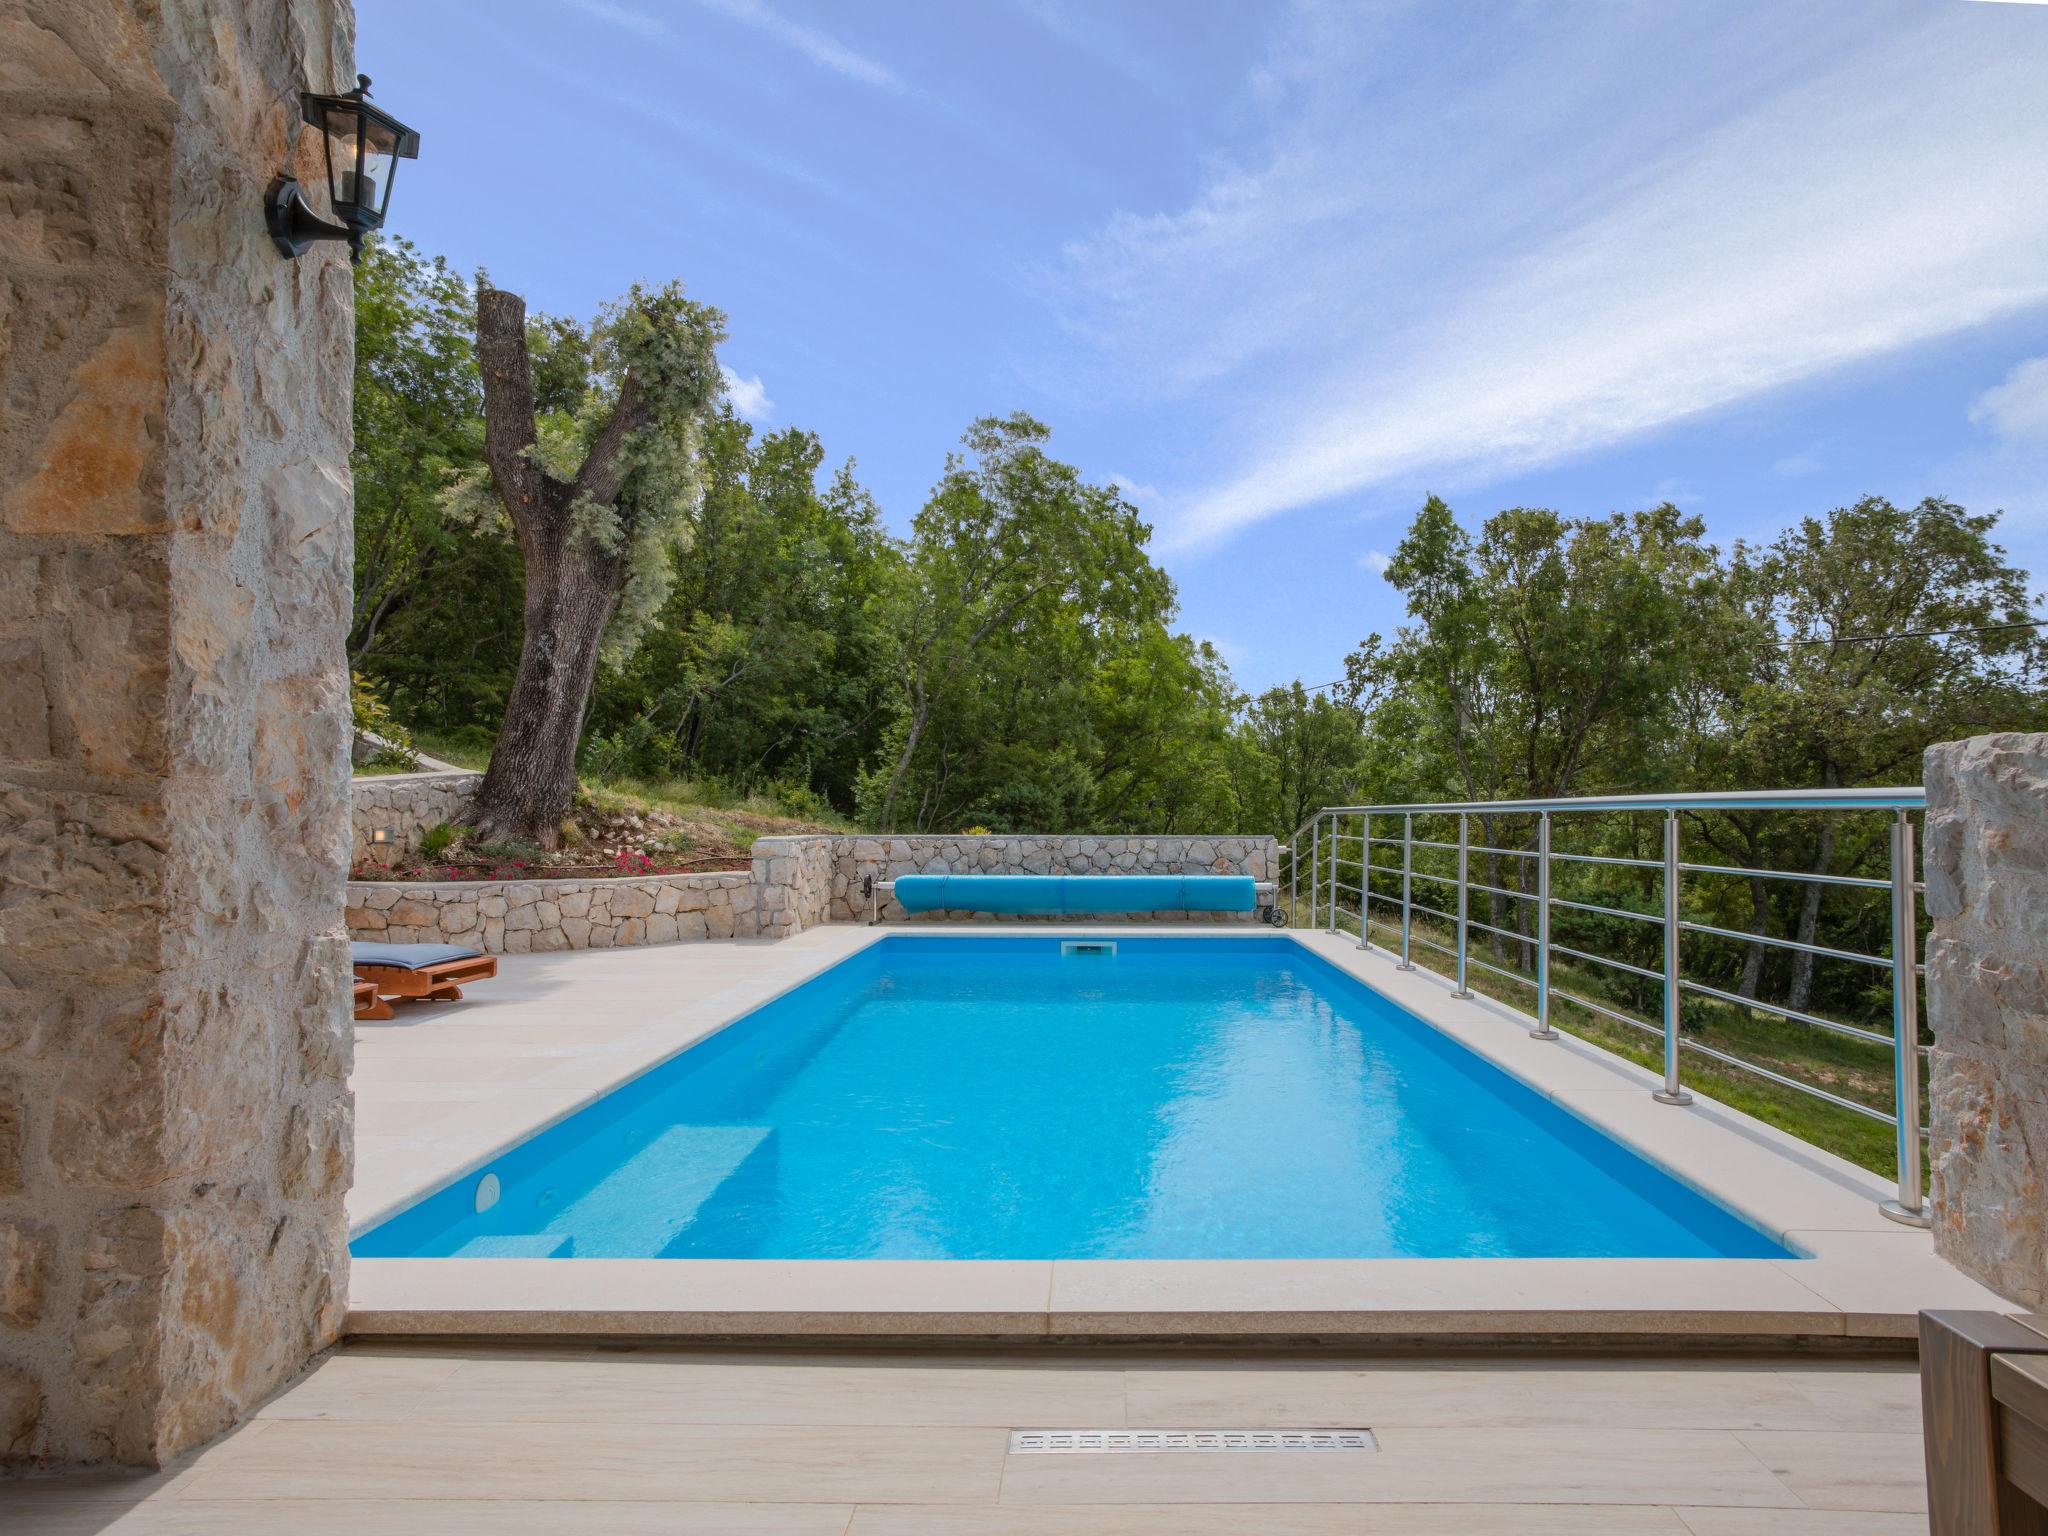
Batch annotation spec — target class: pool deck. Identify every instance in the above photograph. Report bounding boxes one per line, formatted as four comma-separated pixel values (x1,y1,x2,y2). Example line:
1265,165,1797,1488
347,923,2013,1344
1,1345,1933,1532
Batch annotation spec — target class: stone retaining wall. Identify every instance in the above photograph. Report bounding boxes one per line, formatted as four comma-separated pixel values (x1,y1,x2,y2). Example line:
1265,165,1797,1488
349,870,760,952
347,832,1278,951
350,770,480,860
822,835,1277,923
1923,732,2048,1308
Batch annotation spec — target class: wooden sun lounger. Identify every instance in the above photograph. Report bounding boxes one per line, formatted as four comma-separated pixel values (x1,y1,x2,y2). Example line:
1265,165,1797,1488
351,943,499,1014
355,952,497,1005
353,978,393,1021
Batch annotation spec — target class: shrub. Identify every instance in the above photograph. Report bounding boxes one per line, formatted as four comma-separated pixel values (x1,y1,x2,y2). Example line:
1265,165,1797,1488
578,716,677,783
770,779,826,821
352,671,418,769
418,822,459,859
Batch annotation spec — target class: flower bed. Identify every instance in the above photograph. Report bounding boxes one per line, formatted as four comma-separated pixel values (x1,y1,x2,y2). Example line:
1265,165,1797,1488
350,849,750,884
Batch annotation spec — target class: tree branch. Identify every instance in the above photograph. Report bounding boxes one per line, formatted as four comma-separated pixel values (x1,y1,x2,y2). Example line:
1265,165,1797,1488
572,371,654,509
476,286,544,527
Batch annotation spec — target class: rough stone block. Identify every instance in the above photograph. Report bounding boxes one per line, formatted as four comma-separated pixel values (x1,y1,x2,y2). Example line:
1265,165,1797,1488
0,1219,51,1328
1923,731,2048,1307
607,886,655,920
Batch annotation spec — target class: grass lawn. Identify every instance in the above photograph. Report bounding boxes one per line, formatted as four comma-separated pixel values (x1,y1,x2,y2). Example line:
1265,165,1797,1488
1283,894,1917,1181
386,729,855,862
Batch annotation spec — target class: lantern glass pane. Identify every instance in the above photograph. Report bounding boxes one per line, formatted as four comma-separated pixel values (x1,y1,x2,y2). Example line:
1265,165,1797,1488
359,117,400,218
317,103,362,209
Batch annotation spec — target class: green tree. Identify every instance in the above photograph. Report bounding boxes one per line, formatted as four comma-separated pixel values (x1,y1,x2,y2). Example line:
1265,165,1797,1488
590,416,901,810
461,279,727,844
1697,497,2045,1009
869,414,1176,831
348,238,523,736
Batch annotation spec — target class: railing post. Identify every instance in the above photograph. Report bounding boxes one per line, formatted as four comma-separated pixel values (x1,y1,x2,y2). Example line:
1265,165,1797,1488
1531,811,1557,1039
1356,812,1371,949
1396,812,1414,970
1307,813,1320,929
1453,812,1472,998
1654,809,1692,1105
1882,809,1929,1226
1327,812,1338,934
1288,829,1299,927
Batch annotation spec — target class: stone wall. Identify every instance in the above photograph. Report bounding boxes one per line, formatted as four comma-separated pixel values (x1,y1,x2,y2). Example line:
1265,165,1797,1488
1923,732,2048,1309
350,770,480,861
349,871,760,951
345,833,1276,951
753,835,836,937
824,835,1277,923
0,1,357,1467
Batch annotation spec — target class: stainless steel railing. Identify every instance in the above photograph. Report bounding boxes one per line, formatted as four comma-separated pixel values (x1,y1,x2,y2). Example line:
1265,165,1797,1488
1280,788,1929,1224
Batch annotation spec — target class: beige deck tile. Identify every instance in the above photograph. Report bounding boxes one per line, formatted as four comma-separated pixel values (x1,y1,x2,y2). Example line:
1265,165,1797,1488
177,1419,1006,1504
1121,1359,1908,1431
1675,1511,1931,1535
414,1353,1127,1425
1729,1430,1928,1513
849,1504,1688,1533
996,1426,1799,1506
253,1350,467,1421
1767,1365,1923,1434
3,1499,856,1534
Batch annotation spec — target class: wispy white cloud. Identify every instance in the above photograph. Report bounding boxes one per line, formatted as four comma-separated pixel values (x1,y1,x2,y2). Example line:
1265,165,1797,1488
1773,446,1825,477
563,0,663,36
1050,3,2048,550
1359,549,1391,575
722,366,774,423
688,0,904,91
566,0,901,92
1971,357,2048,442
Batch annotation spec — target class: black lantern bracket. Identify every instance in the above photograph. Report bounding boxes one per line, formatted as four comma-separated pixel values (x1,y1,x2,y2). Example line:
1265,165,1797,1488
267,74,420,263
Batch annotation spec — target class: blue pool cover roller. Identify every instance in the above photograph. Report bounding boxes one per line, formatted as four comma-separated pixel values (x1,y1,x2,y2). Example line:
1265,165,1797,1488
891,873,1256,915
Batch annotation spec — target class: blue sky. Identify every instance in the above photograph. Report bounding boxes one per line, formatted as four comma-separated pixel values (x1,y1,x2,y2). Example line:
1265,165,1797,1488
356,0,2048,694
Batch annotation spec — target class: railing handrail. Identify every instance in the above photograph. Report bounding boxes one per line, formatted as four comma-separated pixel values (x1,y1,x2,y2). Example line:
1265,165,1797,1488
1314,785,1925,817
1280,789,1930,1228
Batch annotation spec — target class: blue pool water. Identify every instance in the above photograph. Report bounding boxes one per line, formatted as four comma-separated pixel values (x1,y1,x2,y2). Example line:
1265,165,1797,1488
352,936,1789,1261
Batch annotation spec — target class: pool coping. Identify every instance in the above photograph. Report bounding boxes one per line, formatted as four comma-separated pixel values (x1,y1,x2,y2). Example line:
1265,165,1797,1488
345,924,2015,1345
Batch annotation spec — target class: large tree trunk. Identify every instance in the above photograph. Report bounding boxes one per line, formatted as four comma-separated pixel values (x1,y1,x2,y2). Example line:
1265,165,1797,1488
461,283,650,848
468,532,621,846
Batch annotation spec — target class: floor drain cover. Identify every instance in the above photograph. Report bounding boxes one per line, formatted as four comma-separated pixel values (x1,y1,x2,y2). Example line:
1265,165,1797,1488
1009,1428,1377,1454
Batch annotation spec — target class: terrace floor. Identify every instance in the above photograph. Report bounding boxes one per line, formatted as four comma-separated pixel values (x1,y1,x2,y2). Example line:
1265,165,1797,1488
2,1343,1929,1532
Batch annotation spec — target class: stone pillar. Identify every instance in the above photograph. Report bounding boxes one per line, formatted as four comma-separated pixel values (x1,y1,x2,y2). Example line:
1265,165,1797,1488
1923,732,2048,1310
0,1,356,1467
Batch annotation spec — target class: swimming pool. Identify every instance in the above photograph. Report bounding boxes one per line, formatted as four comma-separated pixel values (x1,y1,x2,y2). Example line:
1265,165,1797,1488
351,935,1789,1261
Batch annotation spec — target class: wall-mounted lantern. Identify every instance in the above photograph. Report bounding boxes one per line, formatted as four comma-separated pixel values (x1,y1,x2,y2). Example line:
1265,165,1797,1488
367,827,396,866
267,75,420,263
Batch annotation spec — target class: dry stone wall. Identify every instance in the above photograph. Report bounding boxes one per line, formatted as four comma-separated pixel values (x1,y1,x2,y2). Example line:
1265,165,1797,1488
0,0,356,1468
345,833,1278,951
350,770,480,860
1923,732,2048,1308
826,835,1277,923
349,871,760,951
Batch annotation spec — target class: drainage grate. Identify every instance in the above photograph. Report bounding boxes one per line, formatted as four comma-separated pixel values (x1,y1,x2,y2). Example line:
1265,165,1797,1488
1009,1428,1376,1455
1060,940,1117,957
